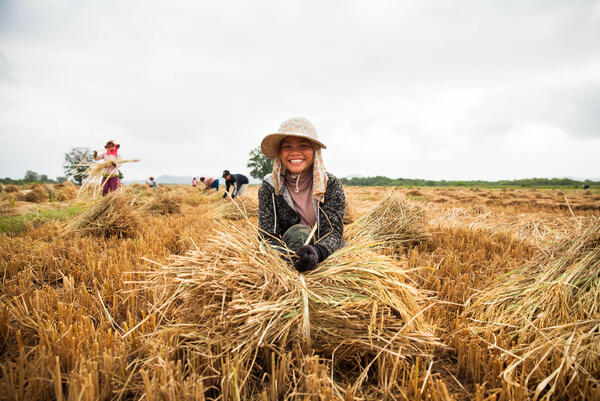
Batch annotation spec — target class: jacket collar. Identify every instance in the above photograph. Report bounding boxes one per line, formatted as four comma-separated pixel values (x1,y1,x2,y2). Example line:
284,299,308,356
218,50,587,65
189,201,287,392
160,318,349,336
264,173,320,223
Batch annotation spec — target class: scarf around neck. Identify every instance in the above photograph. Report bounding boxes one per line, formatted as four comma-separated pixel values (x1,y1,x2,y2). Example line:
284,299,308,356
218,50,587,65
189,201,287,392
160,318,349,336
284,171,316,227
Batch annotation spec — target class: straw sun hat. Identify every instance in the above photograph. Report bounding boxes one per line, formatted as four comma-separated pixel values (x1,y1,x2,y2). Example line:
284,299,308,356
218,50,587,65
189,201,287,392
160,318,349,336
105,139,120,149
261,117,327,159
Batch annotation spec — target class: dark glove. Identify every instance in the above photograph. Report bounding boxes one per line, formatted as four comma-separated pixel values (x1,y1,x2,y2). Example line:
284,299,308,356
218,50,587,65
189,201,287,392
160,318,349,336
222,193,227,199
294,245,319,272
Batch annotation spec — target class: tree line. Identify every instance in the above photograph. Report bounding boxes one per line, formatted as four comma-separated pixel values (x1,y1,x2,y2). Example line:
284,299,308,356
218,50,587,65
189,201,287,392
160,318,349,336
0,170,68,185
340,176,598,188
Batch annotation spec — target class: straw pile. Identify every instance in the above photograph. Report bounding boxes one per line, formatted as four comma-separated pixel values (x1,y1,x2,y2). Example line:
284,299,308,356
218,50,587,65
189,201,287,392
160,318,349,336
18,185,49,203
142,193,182,215
458,218,600,399
4,184,18,193
142,221,438,397
63,192,141,238
212,197,259,220
345,192,427,246
55,181,77,201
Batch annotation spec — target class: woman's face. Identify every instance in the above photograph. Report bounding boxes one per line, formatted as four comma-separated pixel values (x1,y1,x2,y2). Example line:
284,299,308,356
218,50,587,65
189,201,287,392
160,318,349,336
280,136,314,174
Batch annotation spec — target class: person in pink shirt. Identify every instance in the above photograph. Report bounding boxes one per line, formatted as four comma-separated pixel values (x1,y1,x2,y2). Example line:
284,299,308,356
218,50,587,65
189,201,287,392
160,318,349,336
93,139,121,196
199,177,219,191
192,177,198,187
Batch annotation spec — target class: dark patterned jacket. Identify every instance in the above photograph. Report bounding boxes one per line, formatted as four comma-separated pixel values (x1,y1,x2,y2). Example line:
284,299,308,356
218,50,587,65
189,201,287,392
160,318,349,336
258,172,345,260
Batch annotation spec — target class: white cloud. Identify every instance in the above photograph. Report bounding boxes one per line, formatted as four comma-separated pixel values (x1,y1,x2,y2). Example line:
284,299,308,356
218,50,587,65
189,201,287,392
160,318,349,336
1,0,599,181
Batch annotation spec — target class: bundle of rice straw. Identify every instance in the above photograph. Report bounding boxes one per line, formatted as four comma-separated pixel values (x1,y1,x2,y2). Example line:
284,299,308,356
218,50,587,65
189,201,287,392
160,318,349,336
459,218,600,399
197,191,222,204
142,193,182,215
211,197,259,220
63,192,141,238
141,221,438,397
17,185,49,203
343,199,356,224
55,182,77,201
77,158,140,198
4,185,18,193
345,192,427,246
0,183,4,192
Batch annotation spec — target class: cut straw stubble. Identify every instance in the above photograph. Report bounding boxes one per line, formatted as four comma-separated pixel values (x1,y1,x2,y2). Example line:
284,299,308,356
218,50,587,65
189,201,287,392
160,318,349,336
457,217,600,399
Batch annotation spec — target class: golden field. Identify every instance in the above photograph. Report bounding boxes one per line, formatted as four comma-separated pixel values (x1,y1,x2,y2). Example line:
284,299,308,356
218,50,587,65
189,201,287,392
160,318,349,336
0,183,599,400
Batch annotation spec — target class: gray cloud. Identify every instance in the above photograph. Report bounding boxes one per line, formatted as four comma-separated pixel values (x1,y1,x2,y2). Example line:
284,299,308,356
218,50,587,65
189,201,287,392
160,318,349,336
1,0,599,180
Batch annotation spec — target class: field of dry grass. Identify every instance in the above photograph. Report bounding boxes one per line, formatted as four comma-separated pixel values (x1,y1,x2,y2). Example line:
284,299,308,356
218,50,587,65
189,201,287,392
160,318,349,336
0,183,598,400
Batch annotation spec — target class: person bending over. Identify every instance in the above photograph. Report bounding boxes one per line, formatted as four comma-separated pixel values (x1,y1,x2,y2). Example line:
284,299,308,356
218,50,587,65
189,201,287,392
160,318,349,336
222,170,249,199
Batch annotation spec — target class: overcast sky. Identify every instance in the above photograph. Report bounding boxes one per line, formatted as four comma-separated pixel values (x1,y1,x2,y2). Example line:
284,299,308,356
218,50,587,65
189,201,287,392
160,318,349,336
1,0,599,182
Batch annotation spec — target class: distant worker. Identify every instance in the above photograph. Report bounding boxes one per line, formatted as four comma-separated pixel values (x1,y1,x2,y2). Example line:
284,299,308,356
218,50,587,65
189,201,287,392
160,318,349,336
192,177,198,187
93,139,121,196
583,184,590,190
199,176,219,191
146,177,158,188
222,170,249,199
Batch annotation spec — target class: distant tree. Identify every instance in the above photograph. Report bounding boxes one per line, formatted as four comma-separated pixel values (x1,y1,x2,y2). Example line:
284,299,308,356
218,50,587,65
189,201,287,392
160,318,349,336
39,174,49,182
63,147,93,185
24,170,40,182
55,176,68,183
247,146,273,180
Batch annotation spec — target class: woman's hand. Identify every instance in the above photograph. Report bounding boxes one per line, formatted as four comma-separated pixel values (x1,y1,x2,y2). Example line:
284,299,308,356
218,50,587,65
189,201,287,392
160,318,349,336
294,245,319,272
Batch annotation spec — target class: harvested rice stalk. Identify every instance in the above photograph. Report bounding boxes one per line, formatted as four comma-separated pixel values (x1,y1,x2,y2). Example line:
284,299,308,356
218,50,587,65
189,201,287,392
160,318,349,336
343,199,356,224
142,193,182,215
17,185,48,203
54,183,77,201
197,191,222,204
458,218,600,399
345,192,427,246
211,197,258,220
63,192,141,238
77,158,140,198
140,221,438,396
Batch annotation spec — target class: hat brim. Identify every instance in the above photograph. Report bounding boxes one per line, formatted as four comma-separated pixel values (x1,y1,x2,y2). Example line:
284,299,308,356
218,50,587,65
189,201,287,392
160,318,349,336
260,133,326,159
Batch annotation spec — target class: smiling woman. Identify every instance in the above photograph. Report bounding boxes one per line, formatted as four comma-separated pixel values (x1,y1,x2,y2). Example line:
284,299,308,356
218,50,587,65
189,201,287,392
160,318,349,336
258,117,346,272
